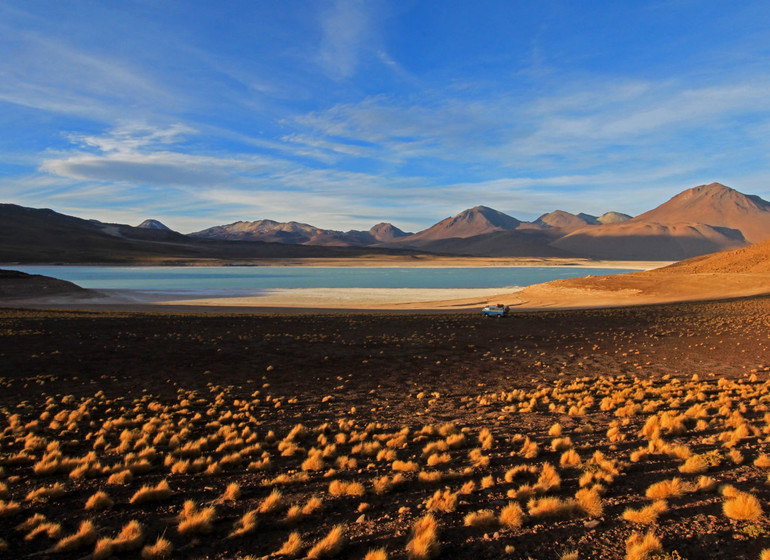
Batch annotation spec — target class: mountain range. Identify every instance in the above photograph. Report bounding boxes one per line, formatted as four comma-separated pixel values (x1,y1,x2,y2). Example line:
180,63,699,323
190,182,770,260
1,182,769,263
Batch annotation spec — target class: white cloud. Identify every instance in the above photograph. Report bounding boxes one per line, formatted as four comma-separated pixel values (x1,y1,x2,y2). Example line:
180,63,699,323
316,0,376,80
0,28,170,119
39,124,283,187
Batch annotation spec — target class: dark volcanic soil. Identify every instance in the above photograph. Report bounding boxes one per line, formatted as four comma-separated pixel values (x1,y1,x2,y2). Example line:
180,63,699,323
0,297,769,559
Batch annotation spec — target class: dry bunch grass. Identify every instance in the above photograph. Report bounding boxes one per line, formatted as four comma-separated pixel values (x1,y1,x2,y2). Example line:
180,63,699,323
229,510,258,538
425,489,457,513
406,514,440,560
277,531,304,557
623,500,668,524
140,536,173,559
723,491,763,521
177,500,216,536
49,520,97,552
93,520,144,560
130,479,173,504
464,509,498,528
306,524,346,559
258,489,284,513
328,479,366,497
624,530,662,560
645,478,684,500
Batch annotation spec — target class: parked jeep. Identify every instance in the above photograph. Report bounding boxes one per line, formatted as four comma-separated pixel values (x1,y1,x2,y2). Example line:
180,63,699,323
482,304,509,317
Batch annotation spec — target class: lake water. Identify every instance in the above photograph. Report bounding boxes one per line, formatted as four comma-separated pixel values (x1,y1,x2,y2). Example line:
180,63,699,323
12,265,640,294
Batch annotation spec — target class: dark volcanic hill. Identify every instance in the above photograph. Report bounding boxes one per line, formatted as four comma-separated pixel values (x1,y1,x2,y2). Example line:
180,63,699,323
0,204,417,264
137,219,172,231
0,269,90,299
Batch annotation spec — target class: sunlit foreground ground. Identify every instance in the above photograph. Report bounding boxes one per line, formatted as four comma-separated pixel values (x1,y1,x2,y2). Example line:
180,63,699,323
1,296,769,559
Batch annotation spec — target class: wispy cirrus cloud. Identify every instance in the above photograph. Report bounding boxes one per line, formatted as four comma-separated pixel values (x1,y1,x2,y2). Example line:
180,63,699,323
316,0,377,80
284,75,770,182
0,27,170,119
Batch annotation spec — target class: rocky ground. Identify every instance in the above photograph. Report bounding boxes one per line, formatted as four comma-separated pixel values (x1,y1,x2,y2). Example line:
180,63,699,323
0,297,769,559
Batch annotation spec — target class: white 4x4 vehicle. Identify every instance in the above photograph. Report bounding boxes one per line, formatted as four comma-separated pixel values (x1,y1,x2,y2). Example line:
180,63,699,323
482,304,509,317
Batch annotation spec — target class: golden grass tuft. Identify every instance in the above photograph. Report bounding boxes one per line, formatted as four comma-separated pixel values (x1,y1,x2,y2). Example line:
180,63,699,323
519,437,539,458
177,500,216,536
527,496,577,519
723,491,763,521
306,524,346,559
468,448,490,468
229,510,259,538
364,548,388,560
426,452,451,467
107,469,134,485
328,480,366,497
624,530,662,560
622,500,668,524
85,490,113,510
645,478,684,500
25,521,62,541
406,514,440,560
277,531,304,557
373,474,404,495
392,460,419,472
140,536,173,560
575,487,603,517
93,520,144,560
537,462,561,491
258,489,284,513
464,509,498,528
0,500,21,517
499,501,525,529
560,448,582,468
301,451,326,471
220,482,241,502
50,520,98,552
678,454,709,474
130,479,173,504
26,482,65,502
425,488,457,513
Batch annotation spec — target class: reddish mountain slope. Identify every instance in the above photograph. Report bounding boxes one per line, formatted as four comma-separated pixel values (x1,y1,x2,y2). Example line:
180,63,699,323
392,206,521,245
535,210,598,231
551,183,770,260
632,183,770,243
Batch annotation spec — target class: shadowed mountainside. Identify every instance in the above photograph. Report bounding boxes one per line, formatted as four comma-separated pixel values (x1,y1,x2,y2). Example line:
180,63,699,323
0,204,419,264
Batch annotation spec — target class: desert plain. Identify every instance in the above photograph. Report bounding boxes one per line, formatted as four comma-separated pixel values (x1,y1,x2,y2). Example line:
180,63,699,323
1,274,770,559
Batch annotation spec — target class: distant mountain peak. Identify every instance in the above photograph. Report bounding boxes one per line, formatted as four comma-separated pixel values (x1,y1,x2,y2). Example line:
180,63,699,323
597,211,632,224
632,182,770,243
535,210,598,231
137,219,171,231
368,223,408,242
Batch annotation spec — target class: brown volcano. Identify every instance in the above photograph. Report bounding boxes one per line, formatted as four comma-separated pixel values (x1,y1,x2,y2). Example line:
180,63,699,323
551,183,769,260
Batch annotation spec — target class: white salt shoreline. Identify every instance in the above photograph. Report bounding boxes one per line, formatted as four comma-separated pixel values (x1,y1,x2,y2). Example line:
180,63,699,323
100,287,524,308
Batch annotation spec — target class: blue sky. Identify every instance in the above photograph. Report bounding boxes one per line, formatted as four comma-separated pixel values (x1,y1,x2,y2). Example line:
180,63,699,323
2,1,770,233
